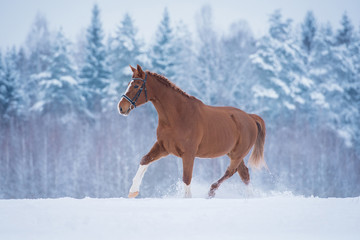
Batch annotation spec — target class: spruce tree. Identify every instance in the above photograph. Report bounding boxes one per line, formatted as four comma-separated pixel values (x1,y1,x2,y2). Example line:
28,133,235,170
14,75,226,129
80,4,110,113
194,5,221,105
301,11,317,54
108,13,143,95
336,12,354,46
221,21,256,108
31,29,87,120
170,22,195,90
26,13,52,75
333,14,359,147
0,50,5,116
149,8,176,78
250,10,307,121
0,48,22,119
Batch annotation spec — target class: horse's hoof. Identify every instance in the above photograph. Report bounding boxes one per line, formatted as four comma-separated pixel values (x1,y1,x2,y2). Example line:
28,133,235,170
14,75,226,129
184,193,192,198
128,191,139,198
208,190,216,199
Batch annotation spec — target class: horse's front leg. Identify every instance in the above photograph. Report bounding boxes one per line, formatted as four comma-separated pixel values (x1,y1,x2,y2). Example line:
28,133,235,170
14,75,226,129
128,141,168,198
182,154,195,198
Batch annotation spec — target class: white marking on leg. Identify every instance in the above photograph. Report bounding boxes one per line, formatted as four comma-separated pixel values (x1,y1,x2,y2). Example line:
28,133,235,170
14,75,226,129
184,183,192,198
129,164,149,193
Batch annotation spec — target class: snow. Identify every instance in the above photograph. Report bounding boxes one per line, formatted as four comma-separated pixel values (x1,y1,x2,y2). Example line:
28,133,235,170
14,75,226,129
30,100,45,112
252,85,279,99
323,82,344,92
271,77,291,95
284,101,296,110
61,76,77,85
0,194,359,240
311,91,329,108
41,79,62,88
337,129,353,147
299,76,314,88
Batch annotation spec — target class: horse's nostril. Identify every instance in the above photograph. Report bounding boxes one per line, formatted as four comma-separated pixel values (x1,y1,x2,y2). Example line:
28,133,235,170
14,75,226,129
120,106,123,112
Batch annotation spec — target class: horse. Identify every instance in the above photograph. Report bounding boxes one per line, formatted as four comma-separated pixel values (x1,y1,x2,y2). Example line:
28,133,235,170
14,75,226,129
118,65,267,198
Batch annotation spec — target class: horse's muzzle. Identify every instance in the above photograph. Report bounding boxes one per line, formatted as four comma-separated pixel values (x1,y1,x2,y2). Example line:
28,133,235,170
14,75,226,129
118,98,132,116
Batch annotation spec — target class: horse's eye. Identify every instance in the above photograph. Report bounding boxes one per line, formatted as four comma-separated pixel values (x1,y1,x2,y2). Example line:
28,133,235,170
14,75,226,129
134,85,139,89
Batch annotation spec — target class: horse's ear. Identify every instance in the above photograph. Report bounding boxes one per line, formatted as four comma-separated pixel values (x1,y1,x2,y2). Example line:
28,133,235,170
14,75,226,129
137,64,145,77
130,65,136,73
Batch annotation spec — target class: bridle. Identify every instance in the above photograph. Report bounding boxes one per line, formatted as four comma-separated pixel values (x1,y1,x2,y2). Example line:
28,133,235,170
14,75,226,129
121,72,148,108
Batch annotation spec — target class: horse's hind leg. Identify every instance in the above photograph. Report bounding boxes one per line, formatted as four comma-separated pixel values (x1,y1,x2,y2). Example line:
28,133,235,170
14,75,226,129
208,158,241,198
237,159,250,185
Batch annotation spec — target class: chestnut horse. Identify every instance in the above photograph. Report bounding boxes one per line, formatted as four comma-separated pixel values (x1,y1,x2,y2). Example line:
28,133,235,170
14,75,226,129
118,65,267,198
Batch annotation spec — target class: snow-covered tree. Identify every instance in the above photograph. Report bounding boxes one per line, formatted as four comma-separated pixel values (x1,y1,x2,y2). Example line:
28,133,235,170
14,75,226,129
165,21,195,92
0,48,23,119
15,48,28,81
24,13,54,111
31,29,87,120
25,13,53,75
194,5,222,105
80,4,110,113
301,11,317,55
108,13,143,97
149,8,177,79
0,50,5,116
331,15,360,147
305,24,342,109
73,28,87,70
221,20,256,108
336,12,354,46
250,10,309,120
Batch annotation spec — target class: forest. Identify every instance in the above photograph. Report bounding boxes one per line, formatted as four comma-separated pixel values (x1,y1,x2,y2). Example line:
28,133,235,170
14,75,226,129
0,5,359,198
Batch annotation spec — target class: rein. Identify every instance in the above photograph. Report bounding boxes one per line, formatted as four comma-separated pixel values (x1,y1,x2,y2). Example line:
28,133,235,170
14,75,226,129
122,72,148,108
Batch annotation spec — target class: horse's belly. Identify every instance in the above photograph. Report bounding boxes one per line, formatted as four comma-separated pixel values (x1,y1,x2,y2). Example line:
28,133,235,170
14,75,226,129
195,133,236,158
196,149,230,158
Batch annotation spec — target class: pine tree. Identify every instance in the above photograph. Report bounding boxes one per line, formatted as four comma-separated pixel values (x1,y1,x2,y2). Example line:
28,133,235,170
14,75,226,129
24,13,54,111
194,5,222,104
299,12,332,118
332,14,359,147
0,50,5,116
108,13,143,95
26,13,53,75
336,12,354,46
221,20,256,108
250,10,308,121
0,48,23,119
16,48,28,80
301,11,317,54
149,8,177,79
80,4,110,113
308,23,336,110
170,22,195,91
31,29,87,120
269,9,292,41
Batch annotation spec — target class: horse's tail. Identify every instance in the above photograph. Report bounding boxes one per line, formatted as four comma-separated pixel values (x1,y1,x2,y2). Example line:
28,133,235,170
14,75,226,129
248,114,267,170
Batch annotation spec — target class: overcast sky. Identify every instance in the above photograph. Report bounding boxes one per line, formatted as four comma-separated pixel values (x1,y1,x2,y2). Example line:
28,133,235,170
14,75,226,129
0,0,359,49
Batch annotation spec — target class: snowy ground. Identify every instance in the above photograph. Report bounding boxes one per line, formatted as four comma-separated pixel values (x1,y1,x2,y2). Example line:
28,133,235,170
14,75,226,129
0,187,359,240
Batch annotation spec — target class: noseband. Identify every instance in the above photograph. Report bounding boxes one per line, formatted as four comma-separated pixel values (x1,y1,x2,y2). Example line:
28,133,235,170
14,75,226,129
122,72,148,108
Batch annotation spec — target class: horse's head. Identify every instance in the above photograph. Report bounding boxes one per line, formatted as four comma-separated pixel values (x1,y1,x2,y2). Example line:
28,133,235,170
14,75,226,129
118,64,148,116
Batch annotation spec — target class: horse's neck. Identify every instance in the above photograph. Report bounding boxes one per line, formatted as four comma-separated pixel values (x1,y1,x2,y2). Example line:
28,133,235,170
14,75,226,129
149,79,187,126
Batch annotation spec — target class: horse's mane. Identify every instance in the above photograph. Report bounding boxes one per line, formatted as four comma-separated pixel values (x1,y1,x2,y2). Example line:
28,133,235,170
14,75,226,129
147,71,196,100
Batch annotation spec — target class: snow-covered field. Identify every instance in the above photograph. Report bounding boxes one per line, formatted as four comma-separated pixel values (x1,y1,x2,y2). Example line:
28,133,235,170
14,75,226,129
0,191,359,240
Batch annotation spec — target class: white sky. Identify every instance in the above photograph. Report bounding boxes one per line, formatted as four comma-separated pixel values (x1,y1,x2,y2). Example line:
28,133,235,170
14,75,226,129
0,0,359,50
